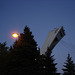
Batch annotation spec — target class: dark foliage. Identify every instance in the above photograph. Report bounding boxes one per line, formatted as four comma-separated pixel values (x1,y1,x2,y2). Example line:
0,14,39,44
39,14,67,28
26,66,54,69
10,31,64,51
62,54,75,75
6,26,39,75
36,47,57,75
0,42,8,75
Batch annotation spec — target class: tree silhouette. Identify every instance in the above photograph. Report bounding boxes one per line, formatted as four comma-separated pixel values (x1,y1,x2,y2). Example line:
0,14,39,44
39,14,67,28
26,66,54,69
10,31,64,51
0,42,8,75
0,42,8,56
7,26,39,75
45,47,57,74
62,54,75,75
37,47,57,75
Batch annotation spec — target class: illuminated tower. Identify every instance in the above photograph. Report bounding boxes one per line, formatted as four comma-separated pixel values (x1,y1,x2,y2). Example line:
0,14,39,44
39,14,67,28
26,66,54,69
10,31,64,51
40,26,65,55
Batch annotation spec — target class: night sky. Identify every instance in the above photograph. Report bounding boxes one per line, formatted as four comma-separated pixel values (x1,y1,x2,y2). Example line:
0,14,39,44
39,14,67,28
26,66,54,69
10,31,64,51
0,0,75,73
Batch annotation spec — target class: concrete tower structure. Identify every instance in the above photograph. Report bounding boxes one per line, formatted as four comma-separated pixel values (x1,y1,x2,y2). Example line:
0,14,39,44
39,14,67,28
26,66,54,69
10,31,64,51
40,26,65,55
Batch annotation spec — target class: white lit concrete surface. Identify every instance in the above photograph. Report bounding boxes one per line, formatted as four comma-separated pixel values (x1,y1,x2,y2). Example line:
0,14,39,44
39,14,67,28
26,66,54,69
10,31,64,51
40,26,65,55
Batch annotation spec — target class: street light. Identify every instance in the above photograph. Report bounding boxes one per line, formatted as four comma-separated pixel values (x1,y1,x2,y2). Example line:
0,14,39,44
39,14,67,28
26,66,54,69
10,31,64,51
12,33,19,38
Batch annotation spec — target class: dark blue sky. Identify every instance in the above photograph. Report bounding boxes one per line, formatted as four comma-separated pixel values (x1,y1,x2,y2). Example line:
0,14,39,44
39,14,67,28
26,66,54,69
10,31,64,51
0,0,75,73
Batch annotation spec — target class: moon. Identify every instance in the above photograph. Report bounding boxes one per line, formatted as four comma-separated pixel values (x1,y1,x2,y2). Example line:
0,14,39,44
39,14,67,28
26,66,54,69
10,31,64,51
12,33,19,38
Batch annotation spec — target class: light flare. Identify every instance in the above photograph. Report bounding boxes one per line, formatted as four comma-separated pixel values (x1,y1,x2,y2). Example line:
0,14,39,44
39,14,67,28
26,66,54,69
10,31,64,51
12,33,19,38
